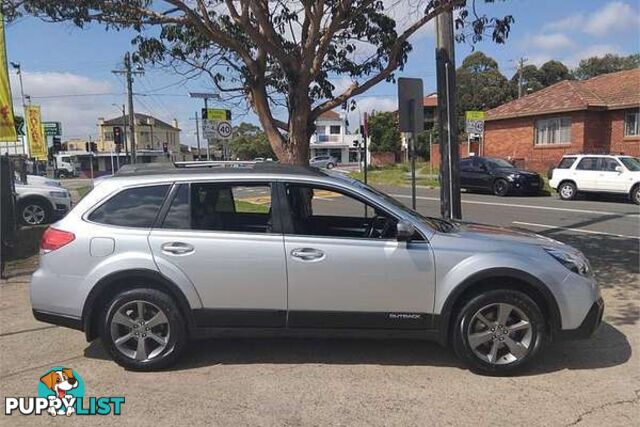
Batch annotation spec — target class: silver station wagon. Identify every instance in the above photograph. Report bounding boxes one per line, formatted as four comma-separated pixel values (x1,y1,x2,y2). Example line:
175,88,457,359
31,163,603,375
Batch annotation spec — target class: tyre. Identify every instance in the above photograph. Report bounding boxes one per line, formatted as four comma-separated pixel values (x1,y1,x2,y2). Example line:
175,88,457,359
18,198,52,226
631,185,640,205
492,178,509,196
326,162,335,169
452,289,546,376
558,181,577,200
100,288,187,371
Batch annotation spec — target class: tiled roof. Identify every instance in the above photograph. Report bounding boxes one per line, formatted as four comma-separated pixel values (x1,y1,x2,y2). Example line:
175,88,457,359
423,93,438,107
318,110,341,120
486,68,640,121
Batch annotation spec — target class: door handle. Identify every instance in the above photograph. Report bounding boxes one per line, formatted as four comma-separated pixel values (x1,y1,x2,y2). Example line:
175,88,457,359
161,242,195,255
290,248,325,261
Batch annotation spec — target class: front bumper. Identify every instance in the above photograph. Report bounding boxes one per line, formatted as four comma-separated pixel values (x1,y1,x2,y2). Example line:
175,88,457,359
556,297,604,340
510,177,543,194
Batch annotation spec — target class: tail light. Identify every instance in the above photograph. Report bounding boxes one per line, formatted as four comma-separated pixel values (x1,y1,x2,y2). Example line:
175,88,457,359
40,227,75,253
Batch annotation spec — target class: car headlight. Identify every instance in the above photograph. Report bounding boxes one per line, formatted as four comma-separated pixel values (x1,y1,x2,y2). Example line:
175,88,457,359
544,247,591,277
49,191,69,198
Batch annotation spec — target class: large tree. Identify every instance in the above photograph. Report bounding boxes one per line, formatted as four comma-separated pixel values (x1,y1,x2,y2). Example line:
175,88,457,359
456,51,511,131
367,111,400,153
573,53,640,80
5,0,514,164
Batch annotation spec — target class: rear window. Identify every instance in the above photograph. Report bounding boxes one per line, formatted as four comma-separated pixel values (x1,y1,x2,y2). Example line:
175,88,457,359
89,185,169,227
557,157,576,169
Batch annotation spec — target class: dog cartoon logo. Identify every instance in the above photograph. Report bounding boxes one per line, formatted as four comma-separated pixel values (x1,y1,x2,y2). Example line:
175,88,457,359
38,368,84,416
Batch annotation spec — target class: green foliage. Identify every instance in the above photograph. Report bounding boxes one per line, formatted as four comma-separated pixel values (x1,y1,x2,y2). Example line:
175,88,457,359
367,112,400,153
456,51,512,134
228,123,276,160
415,128,438,160
539,60,571,86
573,53,640,80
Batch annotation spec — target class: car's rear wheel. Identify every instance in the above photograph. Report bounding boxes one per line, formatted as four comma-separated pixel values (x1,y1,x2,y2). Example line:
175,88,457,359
326,162,335,169
453,289,546,376
101,288,187,371
19,198,51,226
558,181,577,200
492,178,509,196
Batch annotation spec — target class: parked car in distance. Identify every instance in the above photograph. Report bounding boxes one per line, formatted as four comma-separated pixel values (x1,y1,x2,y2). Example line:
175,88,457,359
15,184,71,225
17,174,62,187
460,157,543,196
549,154,640,204
31,163,603,375
310,155,337,169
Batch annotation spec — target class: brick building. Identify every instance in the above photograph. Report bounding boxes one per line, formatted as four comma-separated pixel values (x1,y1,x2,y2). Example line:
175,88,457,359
482,69,640,172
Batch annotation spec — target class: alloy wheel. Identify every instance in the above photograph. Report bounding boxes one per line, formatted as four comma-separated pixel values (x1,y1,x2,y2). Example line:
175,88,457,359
22,204,46,225
110,300,170,362
560,184,574,199
467,303,533,365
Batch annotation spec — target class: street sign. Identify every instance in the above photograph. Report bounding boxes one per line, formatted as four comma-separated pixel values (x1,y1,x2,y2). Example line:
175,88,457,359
202,119,233,139
189,92,219,99
398,78,424,135
465,111,485,135
202,108,231,121
43,121,62,136
216,120,232,139
15,116,25,136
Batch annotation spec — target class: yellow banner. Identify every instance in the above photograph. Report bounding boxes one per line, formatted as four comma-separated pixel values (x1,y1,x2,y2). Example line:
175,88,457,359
26,105,47,159
465,111,485,121
0,12,17,143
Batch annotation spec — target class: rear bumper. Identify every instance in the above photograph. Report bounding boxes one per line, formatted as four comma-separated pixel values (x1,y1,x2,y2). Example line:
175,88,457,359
556,297,604,340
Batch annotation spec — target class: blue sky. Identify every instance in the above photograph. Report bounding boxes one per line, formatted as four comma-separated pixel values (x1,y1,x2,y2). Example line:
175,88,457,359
5,0,640,146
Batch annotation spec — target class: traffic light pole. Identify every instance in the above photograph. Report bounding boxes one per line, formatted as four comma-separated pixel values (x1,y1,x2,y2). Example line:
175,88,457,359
435,10,462,220
112,53,143,164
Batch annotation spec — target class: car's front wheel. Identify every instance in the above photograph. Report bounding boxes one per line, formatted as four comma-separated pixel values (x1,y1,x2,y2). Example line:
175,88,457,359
492,178,509,196
631,185,640,205
19,198,51,226
453,289,546,376
101,288,187,371
326,162,335,169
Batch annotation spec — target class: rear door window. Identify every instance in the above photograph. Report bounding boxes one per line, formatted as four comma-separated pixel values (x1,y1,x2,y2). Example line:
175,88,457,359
162,182,274,233
599,158,621,172
88,185,170,227
576,157,600,171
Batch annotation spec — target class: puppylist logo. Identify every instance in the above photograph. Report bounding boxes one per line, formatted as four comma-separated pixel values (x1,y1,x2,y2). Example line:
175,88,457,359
5,367,125,416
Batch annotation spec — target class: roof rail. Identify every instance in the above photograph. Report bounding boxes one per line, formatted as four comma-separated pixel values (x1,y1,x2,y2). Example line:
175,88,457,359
174,160,257,169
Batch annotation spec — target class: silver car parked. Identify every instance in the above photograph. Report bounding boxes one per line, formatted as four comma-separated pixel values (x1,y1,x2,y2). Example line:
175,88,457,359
31,163,603,375
309,155,337,169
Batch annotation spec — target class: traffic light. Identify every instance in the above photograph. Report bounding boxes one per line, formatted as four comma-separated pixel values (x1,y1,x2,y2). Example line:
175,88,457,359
352,140,359,148
162,142,168,153
113,126,122,145
85,142,90,152
52,136,62,153
90,142,97,152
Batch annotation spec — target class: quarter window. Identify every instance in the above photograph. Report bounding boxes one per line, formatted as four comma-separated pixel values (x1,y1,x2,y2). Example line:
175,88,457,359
534,117,571,145
285,184,398,239
88,185,170,227
625,110,639,136
557,157,577,169
162,183,273,233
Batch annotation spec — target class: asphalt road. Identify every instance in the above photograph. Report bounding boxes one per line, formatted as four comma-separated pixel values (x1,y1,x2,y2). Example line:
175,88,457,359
1,185,638,426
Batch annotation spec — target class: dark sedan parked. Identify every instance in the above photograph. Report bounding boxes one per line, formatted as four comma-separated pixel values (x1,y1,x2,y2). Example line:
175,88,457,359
460,157,543,196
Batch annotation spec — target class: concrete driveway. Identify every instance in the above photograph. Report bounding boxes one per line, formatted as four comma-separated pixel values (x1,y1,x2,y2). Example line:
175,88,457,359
1,187,638,426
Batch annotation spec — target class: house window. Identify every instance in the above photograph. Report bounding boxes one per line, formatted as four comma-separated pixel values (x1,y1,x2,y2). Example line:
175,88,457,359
625,110,639,136
329,125,341,135
534,117,572,145
316,125,326,135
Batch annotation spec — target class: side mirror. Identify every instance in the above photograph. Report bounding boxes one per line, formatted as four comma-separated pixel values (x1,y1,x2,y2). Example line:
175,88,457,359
615,165,623,173
397,220,416,242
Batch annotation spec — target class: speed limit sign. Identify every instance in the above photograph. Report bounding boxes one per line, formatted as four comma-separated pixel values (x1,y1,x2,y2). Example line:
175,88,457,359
216,121,232,140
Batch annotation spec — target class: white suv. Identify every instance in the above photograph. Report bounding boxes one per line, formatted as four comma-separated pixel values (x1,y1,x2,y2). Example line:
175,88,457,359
549,154,640,204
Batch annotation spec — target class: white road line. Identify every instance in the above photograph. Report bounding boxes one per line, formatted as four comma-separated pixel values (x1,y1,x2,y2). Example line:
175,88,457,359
512,221,640,240
390,194,640,217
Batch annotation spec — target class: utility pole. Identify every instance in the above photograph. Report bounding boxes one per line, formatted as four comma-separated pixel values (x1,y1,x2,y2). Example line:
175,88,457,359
10,62,28,156
112,53,143,164
435,9,462,220
194,112,201,160
516,57,528,98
